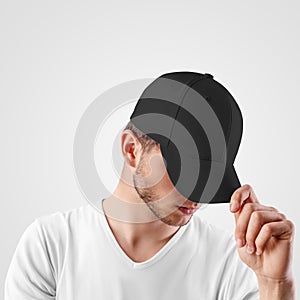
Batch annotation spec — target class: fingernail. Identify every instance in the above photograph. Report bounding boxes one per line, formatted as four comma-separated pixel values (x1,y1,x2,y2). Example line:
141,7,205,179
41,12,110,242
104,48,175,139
255,249,262,255
247,245,254,254
236,238,244,248
230,202,239,212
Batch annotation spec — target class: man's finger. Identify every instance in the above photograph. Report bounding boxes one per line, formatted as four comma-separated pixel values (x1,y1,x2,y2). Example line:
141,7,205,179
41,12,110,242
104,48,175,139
254,220,295,255
235,203,277,247
230,183,259,215
237,210,285,253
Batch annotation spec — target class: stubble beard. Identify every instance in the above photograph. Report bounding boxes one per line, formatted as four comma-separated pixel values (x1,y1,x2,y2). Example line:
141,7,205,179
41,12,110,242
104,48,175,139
133,154,188,227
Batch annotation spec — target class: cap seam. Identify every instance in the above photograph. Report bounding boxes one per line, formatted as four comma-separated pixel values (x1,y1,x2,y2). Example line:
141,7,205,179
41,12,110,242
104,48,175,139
212,80,233,145
166,74,210,149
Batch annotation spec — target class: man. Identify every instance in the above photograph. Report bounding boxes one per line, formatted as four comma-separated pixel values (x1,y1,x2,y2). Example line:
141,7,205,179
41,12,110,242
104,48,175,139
5,72,295,299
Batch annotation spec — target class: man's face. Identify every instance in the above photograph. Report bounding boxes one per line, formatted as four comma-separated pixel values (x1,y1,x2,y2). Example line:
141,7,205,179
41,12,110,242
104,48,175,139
132,145,201,227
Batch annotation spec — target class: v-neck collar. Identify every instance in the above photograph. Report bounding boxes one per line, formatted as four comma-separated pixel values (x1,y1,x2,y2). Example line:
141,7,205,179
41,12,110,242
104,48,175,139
95,198,190,269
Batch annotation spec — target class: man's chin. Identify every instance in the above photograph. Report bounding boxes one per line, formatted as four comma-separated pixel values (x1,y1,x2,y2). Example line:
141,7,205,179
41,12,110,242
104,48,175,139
160,214,193,227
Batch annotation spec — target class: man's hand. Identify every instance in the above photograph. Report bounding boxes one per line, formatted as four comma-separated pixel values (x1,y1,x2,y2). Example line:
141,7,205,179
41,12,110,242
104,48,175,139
230,184,296,299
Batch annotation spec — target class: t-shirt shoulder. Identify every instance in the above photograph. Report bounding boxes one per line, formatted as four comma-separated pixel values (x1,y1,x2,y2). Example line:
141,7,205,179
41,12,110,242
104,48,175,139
5,204,98,299
32,205,95,264
28,203,98,235
34,203,95,227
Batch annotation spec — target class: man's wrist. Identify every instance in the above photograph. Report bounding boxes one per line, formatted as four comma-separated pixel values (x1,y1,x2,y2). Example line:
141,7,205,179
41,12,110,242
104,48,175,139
256,274,295,300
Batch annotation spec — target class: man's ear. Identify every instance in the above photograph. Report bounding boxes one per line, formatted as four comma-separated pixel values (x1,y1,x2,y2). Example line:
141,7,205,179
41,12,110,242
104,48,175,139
121,129,142,168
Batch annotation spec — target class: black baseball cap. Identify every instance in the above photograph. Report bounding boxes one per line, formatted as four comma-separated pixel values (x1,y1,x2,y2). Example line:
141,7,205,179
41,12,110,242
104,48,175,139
129,71,243,204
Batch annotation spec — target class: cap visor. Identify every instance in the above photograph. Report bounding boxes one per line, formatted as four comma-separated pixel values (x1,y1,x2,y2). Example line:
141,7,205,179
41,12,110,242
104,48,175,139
160,143,241,203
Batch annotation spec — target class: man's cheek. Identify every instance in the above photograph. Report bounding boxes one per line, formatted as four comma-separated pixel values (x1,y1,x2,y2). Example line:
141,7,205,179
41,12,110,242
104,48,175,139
145,154,167,186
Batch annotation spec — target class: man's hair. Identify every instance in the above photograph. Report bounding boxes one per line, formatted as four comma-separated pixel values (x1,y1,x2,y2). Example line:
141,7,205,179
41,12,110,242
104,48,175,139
123,120,159,153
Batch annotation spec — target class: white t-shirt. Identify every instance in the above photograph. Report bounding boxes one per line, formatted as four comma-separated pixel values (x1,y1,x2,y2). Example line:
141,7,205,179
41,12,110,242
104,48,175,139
5,199,259,300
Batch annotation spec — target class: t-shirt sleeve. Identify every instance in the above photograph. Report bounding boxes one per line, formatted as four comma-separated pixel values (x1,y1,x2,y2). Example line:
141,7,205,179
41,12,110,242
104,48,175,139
223,234,260,300
5,219,56,300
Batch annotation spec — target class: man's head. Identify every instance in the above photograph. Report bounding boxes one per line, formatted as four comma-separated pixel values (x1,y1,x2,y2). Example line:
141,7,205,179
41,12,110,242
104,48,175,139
121,120,201,227
128,71,243,205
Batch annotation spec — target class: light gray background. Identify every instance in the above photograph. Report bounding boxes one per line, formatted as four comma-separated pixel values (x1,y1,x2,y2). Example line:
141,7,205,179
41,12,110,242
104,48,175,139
1,1,299,298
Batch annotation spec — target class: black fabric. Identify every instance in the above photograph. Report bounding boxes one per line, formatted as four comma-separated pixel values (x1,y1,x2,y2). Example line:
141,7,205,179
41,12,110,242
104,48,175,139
130,71,243,203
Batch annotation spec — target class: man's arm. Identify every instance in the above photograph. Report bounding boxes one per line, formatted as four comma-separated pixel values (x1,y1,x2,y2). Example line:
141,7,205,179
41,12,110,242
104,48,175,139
5,219,56,299
229,184,296,300
257,275,296,300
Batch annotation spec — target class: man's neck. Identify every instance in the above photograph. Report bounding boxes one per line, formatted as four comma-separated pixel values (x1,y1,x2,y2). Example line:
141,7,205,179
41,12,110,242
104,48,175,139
102,195,181,247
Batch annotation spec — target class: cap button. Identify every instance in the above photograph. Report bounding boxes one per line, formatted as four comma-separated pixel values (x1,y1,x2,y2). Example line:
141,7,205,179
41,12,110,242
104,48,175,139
204,73,213,79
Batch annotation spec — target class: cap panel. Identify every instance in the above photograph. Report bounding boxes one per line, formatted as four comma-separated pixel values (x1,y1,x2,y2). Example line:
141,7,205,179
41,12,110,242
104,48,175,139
166,104,211,160
129,98,178,147
189,78,232,144
213,80,243,163
130,75,196,146
172,79,227,163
